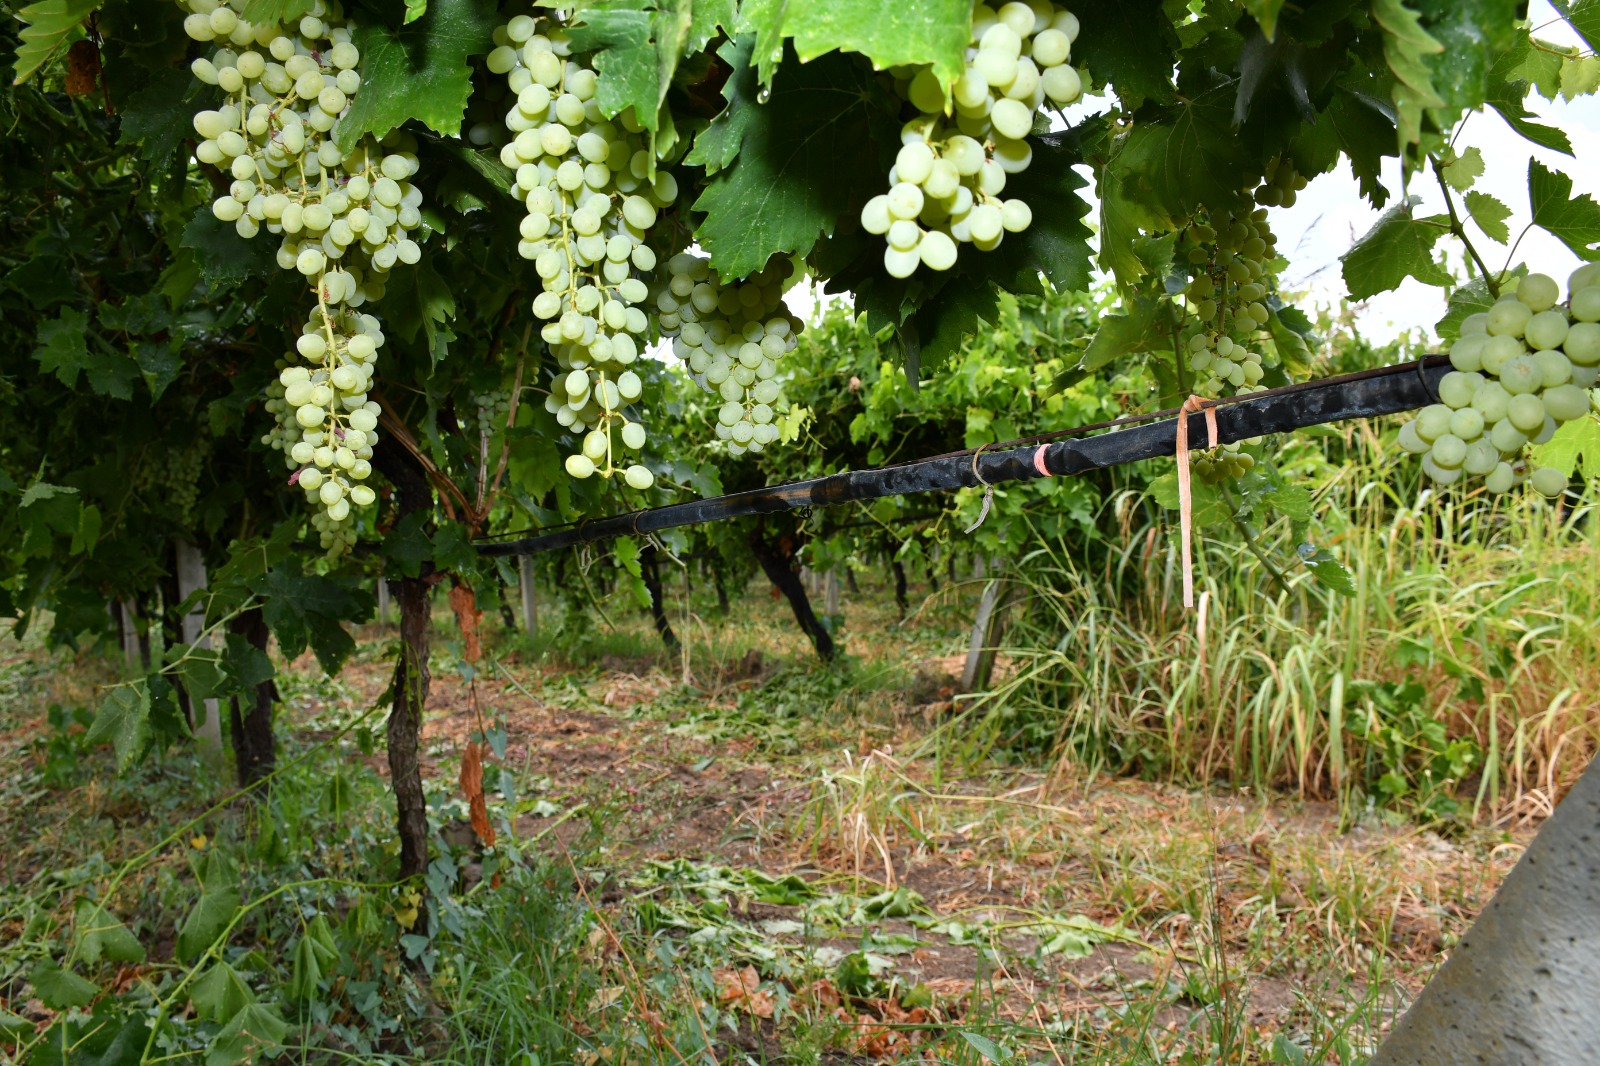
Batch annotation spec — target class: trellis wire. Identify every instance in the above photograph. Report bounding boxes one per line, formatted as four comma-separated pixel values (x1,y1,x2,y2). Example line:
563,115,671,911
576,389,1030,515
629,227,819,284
477,357,1448,558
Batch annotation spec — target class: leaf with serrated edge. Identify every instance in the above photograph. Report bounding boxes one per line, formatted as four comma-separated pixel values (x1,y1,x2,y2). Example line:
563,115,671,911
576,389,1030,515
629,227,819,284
1465,190,1511,243
1341,198,1453,299
11,0,101,86
1372,0,1445,147
85,683,153,774
692,50,896,279
1528,158,1600,257
334,0,498,150
1531,415,1600,478
566,4,657,129
782,0,969,90
1442,147,1484,191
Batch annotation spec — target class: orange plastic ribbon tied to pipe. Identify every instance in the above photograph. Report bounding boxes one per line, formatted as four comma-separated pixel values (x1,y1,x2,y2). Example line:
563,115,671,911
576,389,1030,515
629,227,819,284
1174,395,1218,610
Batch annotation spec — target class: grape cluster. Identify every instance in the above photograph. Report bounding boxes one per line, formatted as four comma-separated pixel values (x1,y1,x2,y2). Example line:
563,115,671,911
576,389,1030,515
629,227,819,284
1190,443,1256,485
469,388,512,438
488,14,678,491
656,254,803,456
860,0,1082,278
1177,161,1301,399
1402,268,1600,495
134,445,206,526
181,0,425,549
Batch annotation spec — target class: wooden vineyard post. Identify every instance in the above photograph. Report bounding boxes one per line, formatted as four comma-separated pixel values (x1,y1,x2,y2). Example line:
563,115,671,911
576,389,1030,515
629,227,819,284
519,554,539,638
118,599,143,669
376,577,390,626
175,542,224,770
640,544,679,649
960,565,1014,693
824,570,840,616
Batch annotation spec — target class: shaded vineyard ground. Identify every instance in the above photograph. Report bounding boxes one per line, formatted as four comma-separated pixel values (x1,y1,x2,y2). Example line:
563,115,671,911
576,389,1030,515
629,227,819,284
0,568,1539,1064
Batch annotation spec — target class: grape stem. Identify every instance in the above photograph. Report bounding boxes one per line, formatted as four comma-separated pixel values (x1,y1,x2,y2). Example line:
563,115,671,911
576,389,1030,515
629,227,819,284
1428,152,1498,297
1217,482,1293,598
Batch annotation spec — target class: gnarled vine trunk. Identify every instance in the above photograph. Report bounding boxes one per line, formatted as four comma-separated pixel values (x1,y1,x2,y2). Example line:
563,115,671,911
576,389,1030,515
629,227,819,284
228,605,277,788
749,527,834,661
641,544,678,649
375,445,433,880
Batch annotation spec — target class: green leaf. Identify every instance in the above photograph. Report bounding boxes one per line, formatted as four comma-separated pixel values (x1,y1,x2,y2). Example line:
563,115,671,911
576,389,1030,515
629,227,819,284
85,683,153,774
959,1030,1006,1063
181,210,278,285
30,1006,146,1066
117,64,199,170
1243,0,1288,39
173,645,228,706
566,3,658,129
1263,482,1312,521
191,961,257,1024
1373,0,1446,148
685,36,756,173
1415,0,1519,116
335,0,499,150
252,567,372,673
177,880,241,964
1528,157,1600,257
1265,305,1313,379
1530,415,1600,478
1441,146,1483,191
1435,270,1525,340
1465,190,1511,243
1560,53,1600,100
33,307,91,389
1082,297,1167,376
1103,82,1249,236
11,0,100,86
75,900,146,965
383,257,457,361
780,0,970,91
1326,89,1397,209
1297,544,1355,595
238,0,313,23
30,960,99,1009
1485,72,1573,154
1552,0,1600,54
1072,0,1178,107
206,1002,287,1066
1340,199,1453,299
692,48,897,279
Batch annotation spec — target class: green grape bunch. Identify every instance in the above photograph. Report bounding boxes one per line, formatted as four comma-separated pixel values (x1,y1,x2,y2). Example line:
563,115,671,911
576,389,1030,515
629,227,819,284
1401,266,1600,495
489,12,680,492
1177,158,1302,401
859,0,1083,278
180,0,428,551
656,253,804,457
1191,441,1256,486
133,445,207,527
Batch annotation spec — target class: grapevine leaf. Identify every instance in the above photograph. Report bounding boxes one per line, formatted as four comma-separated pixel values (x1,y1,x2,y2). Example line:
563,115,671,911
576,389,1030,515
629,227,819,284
1326,89,1396,208
384,257,456,363
1559,53,1600,99
1105,81,1248,231
135,340,183,401
33,307,92,389
779,0,970,91
117,64,199,169
85,682,153,774
1441,146,1483,191
1297,545,1356,595
29,961,99,1010
403,0,426,24
685,35,756,173
1080,296,1167,376
1340,198,1452,299
238,0,313,24
1551,0,1600,54
1147,473,1230,528
1465,190,1511,243
1530,415,1600,478
206,1002,287,1066
252,568,372,674
1265,305,1313,378
1372,0,1445,148
1072,0,1178,107
1528,158,1600,257
1243,0,1288,40
11,0,101,86
692,48,898,279
1414,0,1519,116
566,3,658,129
74,900,146,965
1495,33,1563,100
335,0,498,150
1485,71,1573,154
181,211,278,285
177,880,241,964
191,961,257,1024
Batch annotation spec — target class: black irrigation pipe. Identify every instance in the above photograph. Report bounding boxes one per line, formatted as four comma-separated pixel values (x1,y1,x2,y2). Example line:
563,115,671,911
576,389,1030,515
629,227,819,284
478,357,1448,559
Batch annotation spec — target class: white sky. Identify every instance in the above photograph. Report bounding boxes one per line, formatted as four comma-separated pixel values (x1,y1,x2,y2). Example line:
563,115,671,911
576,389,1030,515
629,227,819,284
784,1,1600,348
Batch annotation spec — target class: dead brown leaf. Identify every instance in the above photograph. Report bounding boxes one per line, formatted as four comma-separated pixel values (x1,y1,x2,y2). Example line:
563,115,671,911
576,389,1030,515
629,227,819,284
458,740,496,848
713,965,775,1018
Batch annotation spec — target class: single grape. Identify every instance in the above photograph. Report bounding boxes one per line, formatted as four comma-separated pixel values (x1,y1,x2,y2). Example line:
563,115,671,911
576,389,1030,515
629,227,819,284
1518,273,1560,312
1530,466,1567,498
1484,462,1516,493
1507,393,1547,433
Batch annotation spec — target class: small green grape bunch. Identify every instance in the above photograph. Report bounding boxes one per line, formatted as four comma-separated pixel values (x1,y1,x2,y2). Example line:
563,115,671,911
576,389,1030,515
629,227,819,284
859,0,1083,278
1185,330,1269,397
545,365,655,490
1402,266,1600,495
469,387,512,438
1190,440,1256,485
656,253,803,456
1251,155,1307,209
134,444,206,526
